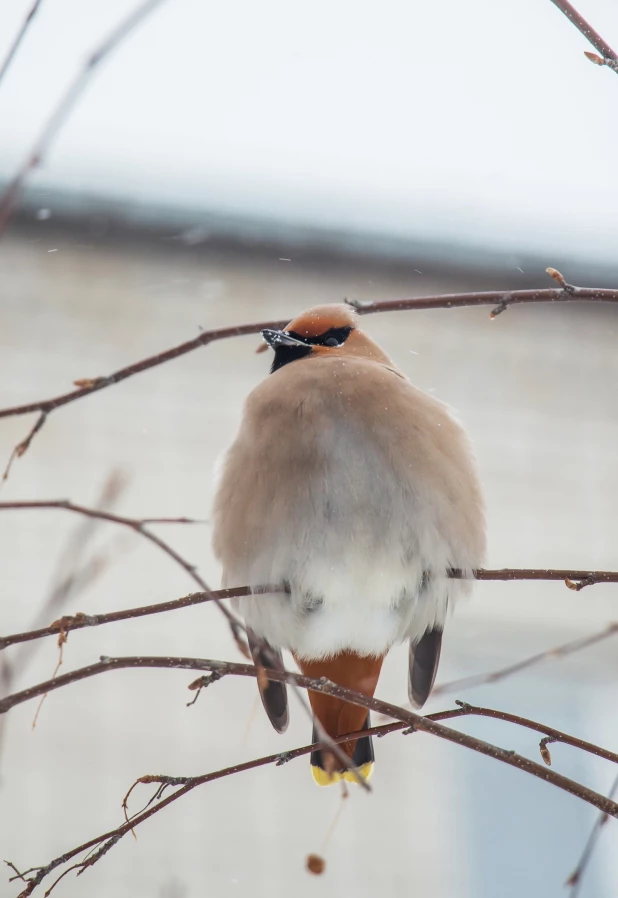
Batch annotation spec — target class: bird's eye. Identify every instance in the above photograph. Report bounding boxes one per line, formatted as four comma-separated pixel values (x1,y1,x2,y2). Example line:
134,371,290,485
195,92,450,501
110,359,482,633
324,336,339,347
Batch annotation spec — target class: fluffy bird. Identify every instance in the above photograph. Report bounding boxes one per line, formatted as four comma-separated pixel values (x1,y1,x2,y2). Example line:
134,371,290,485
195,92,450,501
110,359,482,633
212,303,485,784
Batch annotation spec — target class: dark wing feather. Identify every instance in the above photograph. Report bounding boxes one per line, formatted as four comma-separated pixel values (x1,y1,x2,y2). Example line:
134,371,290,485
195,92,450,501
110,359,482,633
247,629,289,733
408,627,443,709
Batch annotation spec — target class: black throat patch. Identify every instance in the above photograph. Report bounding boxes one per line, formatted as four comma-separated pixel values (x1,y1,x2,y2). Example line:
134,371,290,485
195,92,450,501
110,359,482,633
270,341,312,373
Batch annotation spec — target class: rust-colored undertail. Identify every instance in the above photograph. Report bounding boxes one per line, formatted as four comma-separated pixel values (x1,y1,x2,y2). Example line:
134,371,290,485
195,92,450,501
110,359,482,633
293,651,384,786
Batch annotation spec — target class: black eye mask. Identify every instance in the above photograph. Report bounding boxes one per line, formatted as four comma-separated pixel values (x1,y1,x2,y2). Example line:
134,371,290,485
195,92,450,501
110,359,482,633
286,325,353,348
270,326,353,373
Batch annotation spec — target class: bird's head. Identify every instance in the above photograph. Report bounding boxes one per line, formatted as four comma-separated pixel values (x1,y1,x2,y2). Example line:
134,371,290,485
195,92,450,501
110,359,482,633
261,304,391,373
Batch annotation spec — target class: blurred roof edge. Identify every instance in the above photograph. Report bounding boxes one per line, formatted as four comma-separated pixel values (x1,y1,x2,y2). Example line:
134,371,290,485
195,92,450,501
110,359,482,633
8,183,618,287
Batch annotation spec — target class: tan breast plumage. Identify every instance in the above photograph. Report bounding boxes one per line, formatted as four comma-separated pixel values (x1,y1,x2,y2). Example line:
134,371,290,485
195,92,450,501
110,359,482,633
212,352,485,659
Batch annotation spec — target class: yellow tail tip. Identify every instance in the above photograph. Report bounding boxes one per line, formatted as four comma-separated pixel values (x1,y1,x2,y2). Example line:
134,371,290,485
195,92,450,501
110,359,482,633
311,762,374,787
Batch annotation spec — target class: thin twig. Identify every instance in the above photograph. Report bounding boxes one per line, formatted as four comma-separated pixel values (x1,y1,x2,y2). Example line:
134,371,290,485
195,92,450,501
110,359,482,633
434,622,618,696
450,701,618,767
0,270,617,470
6,716,454,894
471,568,618,588
566,772,618,895
5,475,127,670
0,653,10,773
0,525,614,786
0,474,126,773
0,499,205,529
2,567,617,653
1,412,46,487
6,720,407,897
0,0,43,85
549,0,618,71
0,0,169,239
0,587,254,651
7,689,618,895
1,283,617,424
2,655,618,819
0,498,247,649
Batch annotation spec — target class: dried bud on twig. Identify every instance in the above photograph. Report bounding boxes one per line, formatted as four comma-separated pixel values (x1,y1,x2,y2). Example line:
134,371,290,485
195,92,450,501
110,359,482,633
489,301,509,319
540,738,553,766
584,51,606,65
306,854,326,875
546,267,567,287
73,377,106,389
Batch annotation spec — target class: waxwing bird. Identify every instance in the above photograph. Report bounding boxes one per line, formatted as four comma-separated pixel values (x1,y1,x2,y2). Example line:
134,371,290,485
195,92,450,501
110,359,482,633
212,304,485,785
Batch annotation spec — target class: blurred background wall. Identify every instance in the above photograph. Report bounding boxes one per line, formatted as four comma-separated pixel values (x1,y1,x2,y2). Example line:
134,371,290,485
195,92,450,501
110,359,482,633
1,2,618,897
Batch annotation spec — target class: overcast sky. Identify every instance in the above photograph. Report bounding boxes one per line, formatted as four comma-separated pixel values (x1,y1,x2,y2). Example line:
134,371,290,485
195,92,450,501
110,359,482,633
1,0,617,262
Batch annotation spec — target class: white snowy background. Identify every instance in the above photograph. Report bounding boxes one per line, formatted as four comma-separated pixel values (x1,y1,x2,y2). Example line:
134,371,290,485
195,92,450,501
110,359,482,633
1,2,618,897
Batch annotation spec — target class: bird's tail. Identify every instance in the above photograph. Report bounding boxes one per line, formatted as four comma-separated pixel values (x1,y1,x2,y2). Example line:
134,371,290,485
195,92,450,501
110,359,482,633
294,651,383,786
310,714,374,786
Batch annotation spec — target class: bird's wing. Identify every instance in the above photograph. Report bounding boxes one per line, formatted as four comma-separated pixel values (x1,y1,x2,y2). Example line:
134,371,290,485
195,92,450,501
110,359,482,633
408,627,443,709
247,628,289,733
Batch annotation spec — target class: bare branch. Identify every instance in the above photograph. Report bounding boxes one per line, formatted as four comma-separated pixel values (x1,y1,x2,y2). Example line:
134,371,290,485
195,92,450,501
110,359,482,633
566,773,618,895
27,712,475,895
0,502,614,785
1,284,616,425
0,0,43,85
450,701,618,767
0,501,366,784
549,0,618,71
2,654,618,819
0,473,126,771
2,564,617,654
0,412,46,487
0,271,617,470
4,475,127,666
0,499,248,653
0,587,253,651
7,678,618,894
434,622,618,696
0,0,169,239
0,500,206,530
471,568,618,588
5,720,404,897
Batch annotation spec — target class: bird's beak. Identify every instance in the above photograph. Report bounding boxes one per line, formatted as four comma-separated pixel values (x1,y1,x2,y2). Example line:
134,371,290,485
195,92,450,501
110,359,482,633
261,329,308,349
